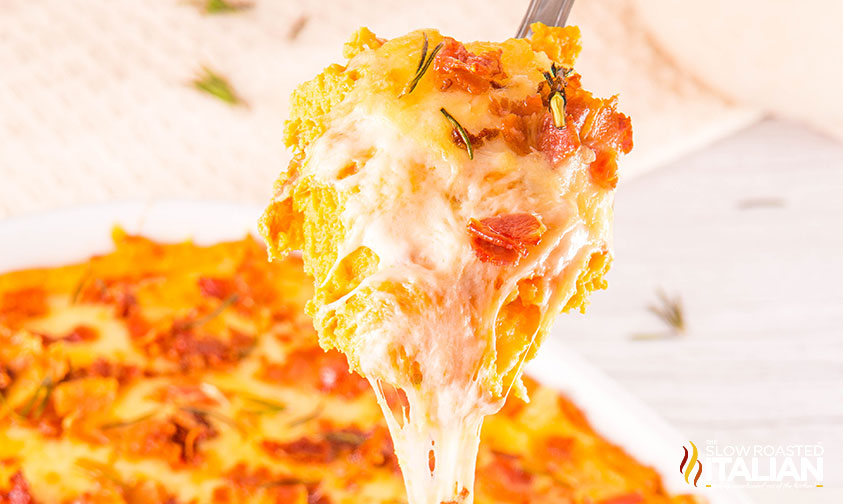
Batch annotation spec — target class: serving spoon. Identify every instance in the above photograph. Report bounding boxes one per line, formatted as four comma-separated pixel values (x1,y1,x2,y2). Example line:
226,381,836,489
515,0,576,38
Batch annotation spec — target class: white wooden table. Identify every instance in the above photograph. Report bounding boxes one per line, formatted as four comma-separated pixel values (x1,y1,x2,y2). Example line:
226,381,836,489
552,118,843,503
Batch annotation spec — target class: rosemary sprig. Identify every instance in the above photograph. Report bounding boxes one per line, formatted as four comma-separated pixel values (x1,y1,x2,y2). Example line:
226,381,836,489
201,0,252,15
70,268,91,304
242,395,286,415
399,33,443,97
440,108,473,160
632,289,686,340
542,63,573,129
192,67,243,106
75,458,125,486
180,405,241,431
324,430,367,446
19,377,54,419
287,403,323,427
182,293,239,330
100,411,156,430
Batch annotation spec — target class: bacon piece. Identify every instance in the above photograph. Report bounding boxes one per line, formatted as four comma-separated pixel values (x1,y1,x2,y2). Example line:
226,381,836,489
478,452,534,501
450,127,499,152
433,37,506,94
198,277,235,300
0,471,35,504
468,213,547,266
540,75,632,188
261,346,369,399
0,288,48,329
537,113,581,165
263,427,394,470
67,358,142,384
40,325,99,345
598,493,644,504
214,463,309,504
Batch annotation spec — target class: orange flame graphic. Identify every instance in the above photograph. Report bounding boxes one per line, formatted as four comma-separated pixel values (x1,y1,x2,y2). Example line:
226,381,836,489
679,441,703,487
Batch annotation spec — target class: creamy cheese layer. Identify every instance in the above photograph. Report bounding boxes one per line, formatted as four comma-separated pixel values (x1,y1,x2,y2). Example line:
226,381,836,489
261,25,628,504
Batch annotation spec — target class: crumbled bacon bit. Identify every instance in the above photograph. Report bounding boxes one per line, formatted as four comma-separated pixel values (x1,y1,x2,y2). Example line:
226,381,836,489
479,452,534,501
67,358,142,384
40,325,99,345
468,213,547,266
450,127,498,151
538,74,632,188
0,288,48,329
144,325,255,372
198,277,235,300
171,409,218,465
433,37,506,94
213,463,310,504
538,113,581,164
263,427,396,470
0,471,35,504
597,493,644,504
261,347,369,399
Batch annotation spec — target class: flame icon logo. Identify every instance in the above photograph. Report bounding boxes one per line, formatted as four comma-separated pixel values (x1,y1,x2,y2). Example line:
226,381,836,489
680,441,703,487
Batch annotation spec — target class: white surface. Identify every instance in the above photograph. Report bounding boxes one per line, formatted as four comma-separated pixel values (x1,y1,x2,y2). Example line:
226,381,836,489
0,0,756,217
0,199,747,503
553,118,843,502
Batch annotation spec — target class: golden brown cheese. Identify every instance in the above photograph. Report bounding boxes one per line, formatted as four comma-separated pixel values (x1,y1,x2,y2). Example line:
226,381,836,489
0,232,701,504
260,23,633,503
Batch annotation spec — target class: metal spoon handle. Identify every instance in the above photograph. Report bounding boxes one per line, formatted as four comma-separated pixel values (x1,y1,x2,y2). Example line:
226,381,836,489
515,0,576,38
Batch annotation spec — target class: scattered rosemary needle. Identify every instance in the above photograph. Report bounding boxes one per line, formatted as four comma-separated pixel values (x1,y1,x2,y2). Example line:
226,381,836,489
440,108,473,160
192,66,243,106
287,403,323,427
400,33,443,97
180,405,241,431
182,293,239,330
201,0,252,15
632,289,686,340
100,411,156,430
242,395,286,415
542,63,572,129
324,430,367,446
75,458,124,486
69,268,92,304
19,377,53,419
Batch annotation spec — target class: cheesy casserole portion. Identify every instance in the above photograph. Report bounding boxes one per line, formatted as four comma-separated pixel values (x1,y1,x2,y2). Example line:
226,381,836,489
0,233,702,504
260,24,632,503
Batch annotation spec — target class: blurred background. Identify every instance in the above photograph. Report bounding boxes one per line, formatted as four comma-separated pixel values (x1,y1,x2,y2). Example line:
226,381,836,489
0,0,841,502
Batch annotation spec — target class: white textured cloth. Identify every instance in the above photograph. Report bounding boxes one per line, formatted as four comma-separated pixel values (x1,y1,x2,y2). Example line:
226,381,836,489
0,0,757,218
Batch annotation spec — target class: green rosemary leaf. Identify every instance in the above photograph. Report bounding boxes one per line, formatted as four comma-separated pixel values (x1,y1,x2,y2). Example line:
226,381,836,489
440,108,473,160
632,289,686,340
19,377,53,419
648,289,685,334
180,405,241,431
100,411,156,430
70,268,91,304
75,458,125,486
203,0,252,14
324,430,367,446
192,67,243,105
400,34,443,97
182,293,239,330
242,395,286,415
287,403,323,427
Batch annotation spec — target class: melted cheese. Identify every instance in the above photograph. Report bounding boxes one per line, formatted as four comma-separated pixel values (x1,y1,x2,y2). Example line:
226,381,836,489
0,233,702,504
261,25,626,504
